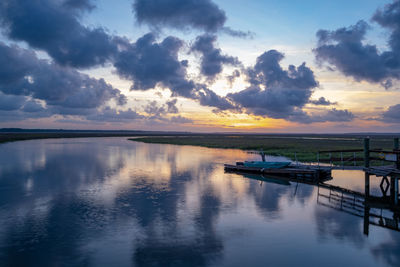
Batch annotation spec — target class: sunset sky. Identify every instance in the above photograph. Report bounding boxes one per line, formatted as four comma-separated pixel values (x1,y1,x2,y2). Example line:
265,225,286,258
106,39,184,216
1,0,400,132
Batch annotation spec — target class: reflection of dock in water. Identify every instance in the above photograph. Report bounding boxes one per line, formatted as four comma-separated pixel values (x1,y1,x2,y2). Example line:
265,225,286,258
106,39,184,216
317,184,399,235
225,137,400,235
231,170,399,235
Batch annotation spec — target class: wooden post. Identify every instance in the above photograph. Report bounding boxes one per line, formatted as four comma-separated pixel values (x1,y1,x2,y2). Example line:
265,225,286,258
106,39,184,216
365,172,370,198
261,152,266,162
391,177,395,204
341,152,343,168
395,178,399,205
364,138,370,168
394,138,400,169
363,205,370,236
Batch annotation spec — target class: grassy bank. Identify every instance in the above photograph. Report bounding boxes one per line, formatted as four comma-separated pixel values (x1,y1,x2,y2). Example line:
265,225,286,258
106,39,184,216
131,135,398,164
1,132,398,165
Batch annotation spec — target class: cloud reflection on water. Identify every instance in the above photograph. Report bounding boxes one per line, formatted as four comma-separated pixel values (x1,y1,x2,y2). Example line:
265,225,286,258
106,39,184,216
0,138,398,266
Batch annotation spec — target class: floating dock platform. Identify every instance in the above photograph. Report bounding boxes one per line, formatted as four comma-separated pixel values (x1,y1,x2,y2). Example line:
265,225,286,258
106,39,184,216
224,163,332,183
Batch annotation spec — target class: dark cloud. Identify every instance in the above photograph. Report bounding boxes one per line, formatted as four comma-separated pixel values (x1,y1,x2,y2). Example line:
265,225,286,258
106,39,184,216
114,33,234,110
222,27,255,39
144,99,179,118
315,0,400,89
0,0,116,68
0,42,126,115
133,0,226,33
0,92,50,121
22,100,46,113
309,97,337,106
114,33,194,97
194,86,235,110
191,34,241,80
226,50,354,123
166,99,179,113
63,0,95,10
132,0,252,37
301,108,355,123
227,69,241,86
170,115,193,124
86,107,143,122
144,100,167,117
228,50,318,119
382,104,400,122
142,99,191,124
0,93,27,111
373,0,400,52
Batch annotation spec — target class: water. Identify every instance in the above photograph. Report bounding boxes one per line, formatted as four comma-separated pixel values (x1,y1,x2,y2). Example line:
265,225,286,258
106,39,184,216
0,137,398,267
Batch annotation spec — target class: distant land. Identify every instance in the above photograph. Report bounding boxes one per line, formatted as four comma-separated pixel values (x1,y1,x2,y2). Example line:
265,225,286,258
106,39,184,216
1,128,399,136
1,129,399,164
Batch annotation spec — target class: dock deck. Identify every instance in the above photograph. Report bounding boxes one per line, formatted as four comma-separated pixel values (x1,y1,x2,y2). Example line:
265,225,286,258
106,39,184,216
224,163,331,182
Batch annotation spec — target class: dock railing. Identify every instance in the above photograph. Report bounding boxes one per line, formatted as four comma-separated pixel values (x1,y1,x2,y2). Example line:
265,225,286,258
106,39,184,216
317,138,400,169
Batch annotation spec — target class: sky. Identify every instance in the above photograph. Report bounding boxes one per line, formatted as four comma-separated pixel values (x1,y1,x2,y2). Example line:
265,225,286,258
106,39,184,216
1,0,400,133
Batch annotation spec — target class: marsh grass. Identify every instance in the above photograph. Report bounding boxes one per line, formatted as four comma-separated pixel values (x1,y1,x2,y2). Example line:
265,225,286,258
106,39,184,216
132,135,397,164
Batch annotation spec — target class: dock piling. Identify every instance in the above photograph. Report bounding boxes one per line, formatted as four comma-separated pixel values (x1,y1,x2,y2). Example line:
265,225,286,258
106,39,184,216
364,138,370,168
365,172,370,198
261,152,266,162
395,178,398,205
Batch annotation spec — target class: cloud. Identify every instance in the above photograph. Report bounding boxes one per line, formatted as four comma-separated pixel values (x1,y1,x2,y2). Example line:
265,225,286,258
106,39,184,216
170,115,193,124
373,0,400,52
86,107,143,122
0,0,116,68
303,108,355,123
227,69,241,86
191,34,241,80
382,104,400,122
133,0,226,33
123,100,192,124
193,86,235,110
228,50,318,119
166,99,179,114
314,1,400,88
114,33,194,97
63,0,95,10
144,100,167,117
222,27,255,39
114,33,234,110
0,92,50,121
309,97,337,106
22,100,46,113
132,0,252,37
0,93,27,111
0,42,126,115
226,50,354,123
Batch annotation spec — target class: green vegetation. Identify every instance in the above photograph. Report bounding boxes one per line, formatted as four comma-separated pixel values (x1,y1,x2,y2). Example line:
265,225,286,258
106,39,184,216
1,131,398,166
132,135,398,164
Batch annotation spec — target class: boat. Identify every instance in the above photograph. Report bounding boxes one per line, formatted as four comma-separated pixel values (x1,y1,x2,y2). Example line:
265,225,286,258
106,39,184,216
241,161,291,169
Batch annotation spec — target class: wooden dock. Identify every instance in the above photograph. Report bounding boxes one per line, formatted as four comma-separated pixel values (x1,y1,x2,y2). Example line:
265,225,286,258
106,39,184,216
224,163,331,182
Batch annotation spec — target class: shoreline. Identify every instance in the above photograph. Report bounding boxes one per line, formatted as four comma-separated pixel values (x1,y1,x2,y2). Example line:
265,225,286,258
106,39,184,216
130,135,396,164
1,132,397,165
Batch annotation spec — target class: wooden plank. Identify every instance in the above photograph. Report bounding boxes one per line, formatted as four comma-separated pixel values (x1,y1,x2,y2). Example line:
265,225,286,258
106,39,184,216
319,149,364,153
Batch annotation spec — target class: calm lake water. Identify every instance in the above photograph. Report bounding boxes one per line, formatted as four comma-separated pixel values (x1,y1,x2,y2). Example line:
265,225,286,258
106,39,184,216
0,137,399,267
